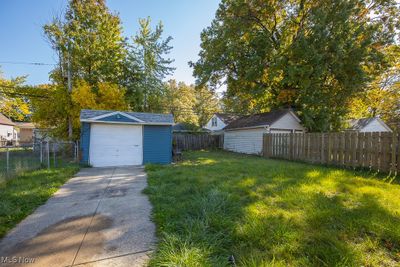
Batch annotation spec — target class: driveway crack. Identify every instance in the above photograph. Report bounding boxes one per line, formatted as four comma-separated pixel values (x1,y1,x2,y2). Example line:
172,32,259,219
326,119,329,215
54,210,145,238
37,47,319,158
70,167,116,267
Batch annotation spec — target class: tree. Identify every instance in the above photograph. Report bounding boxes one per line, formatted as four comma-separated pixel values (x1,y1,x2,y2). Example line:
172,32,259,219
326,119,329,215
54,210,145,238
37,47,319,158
124,17,175,112
38,0,127,139
192,0,399,131
163,80,198,124
44,0,126,87
0,70,31,121
32,80,127,140
348,45,400,129
194,86,220,127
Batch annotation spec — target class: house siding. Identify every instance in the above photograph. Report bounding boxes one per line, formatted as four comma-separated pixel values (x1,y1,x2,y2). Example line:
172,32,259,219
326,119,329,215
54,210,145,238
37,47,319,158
224,128,268,155
0,124,15,141
270,112,305,132
360,119,391,132
143,125,172,164
204,115,226,131
80,122,91,164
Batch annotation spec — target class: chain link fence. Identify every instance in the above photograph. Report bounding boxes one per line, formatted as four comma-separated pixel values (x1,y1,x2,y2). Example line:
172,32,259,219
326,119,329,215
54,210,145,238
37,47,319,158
0,141,78,183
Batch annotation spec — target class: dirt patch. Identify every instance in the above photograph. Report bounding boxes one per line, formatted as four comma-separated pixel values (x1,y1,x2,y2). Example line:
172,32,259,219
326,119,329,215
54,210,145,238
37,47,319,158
1,214,113,267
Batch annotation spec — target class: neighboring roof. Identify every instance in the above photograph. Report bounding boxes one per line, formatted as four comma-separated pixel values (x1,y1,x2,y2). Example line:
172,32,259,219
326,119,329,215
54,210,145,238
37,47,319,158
347,117,391,131
80,109,174,124
215,113,240,124
15,122,35,129
224,109,298,130
0,113,15,126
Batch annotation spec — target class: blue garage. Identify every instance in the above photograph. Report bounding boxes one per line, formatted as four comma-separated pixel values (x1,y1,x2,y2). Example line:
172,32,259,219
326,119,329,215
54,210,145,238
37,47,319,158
80,109,174,167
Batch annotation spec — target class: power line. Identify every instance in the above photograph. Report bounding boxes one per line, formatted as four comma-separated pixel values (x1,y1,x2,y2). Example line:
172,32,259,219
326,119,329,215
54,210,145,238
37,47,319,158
0,61,56,66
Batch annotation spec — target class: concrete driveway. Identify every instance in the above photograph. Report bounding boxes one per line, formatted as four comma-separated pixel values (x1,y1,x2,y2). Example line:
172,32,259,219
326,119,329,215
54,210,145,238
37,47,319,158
0,167,156,267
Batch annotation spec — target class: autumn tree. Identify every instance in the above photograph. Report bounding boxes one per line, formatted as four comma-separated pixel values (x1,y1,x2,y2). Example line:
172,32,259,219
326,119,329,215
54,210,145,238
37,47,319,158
348,45,400,129
34,0,128,139
192,0,399,131
163,80,198,124
0,70,31,121
194,86,220,127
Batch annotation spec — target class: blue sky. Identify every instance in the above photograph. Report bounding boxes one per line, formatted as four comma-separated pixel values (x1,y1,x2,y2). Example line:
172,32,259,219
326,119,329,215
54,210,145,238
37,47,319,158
0,0,220,85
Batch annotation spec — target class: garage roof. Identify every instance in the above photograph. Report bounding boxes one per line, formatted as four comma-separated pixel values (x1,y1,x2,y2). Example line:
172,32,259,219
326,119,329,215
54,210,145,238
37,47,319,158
224,109,299,130
80,109,174,125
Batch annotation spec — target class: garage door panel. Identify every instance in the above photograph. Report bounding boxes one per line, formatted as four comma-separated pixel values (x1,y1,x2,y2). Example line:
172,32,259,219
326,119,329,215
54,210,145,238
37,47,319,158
89,124,143,167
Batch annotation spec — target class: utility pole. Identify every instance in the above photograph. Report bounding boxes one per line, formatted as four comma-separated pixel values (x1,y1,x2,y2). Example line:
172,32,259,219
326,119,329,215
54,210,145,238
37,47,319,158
67,48,73,139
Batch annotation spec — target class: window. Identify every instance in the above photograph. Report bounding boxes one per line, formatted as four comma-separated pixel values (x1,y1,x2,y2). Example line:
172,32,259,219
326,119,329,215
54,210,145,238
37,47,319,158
211,117,217,127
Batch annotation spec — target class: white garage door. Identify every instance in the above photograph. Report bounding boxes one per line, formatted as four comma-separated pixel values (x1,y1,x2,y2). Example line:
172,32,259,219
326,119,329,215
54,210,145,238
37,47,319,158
89,123,143,167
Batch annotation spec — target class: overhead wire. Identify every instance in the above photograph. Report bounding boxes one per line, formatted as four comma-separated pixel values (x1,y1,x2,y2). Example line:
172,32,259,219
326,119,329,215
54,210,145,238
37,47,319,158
0,61,56,66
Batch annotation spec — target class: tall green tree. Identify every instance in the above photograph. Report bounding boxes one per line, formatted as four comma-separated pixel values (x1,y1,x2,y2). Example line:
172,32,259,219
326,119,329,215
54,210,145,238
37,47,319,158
35,0,128,139
192,0,399,131
44,0,126,86
125,17,175,112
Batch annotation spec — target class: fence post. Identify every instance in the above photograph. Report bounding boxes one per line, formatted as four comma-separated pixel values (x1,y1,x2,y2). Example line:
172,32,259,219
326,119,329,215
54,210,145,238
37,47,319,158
53,143,56,168
6,147,9,173
47,142,50,169
289,133,293,160
391,132,397,174
76,141,79,162
40,142,43,165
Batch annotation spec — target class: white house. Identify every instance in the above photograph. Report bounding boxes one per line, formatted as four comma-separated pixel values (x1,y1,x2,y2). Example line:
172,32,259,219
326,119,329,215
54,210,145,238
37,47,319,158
204,113,239,132
224,109,305,155
347,117,392,132
0,113,18,144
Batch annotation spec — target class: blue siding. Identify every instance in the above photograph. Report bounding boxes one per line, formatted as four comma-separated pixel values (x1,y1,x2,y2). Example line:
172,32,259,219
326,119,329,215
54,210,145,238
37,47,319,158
99,114,140,123
80,122,91,164
143,125,172,164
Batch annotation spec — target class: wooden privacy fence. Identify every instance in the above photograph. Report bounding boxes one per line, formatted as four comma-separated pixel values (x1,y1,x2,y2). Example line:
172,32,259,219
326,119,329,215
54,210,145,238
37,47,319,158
173,133,223,151
263,132,400,173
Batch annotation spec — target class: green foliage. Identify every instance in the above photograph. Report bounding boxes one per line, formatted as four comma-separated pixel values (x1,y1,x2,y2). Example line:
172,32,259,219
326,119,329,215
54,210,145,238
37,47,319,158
124,17,175,112
162,80,220,126
145,150,400,266
0,165,79,238
348,45,400,129
37,2,177,139
163,80,198,124
43,0,126,86
192,0,400,131
194,85,220,127
0,70,31,121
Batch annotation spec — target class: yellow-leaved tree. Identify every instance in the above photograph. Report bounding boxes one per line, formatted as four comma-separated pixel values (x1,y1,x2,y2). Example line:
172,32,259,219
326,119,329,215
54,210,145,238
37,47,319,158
0,70,31,121
32,80,127,140
348,45,400,130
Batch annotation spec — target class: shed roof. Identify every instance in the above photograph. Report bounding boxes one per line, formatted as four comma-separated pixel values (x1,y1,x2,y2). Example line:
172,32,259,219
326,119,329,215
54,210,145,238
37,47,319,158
224,109,297,130
347,117,391,131
0,113,15,126
215,113,240,124
80,109,174,124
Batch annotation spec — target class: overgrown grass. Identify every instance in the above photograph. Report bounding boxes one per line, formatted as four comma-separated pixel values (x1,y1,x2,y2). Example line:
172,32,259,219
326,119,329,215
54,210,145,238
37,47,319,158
0,165,79,238
144,150,400,266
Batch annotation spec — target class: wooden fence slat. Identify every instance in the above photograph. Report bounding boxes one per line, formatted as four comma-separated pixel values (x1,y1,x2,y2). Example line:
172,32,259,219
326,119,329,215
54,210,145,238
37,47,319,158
264,132,397,174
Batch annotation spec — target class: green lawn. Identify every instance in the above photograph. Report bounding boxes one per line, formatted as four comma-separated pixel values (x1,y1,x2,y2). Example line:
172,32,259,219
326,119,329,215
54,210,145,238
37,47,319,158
0,165,79,238
145,150,400,266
